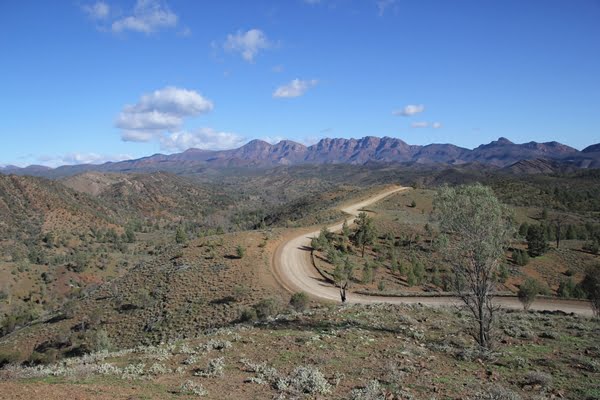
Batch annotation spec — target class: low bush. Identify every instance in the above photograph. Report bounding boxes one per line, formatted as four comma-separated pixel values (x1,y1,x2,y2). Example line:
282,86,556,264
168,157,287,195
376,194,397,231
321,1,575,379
523,371,552,389
239,307,257,322
179,380,207,397
289,292,309,312
254,298,280,320
350,380,384,400
475,385,522,400
194,357,225,378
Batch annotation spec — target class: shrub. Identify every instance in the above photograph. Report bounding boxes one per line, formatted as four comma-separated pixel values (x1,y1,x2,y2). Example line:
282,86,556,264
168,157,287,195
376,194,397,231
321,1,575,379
583,240,600,255
286,366,332,395
518,278,540,310
0,349,21,367
233,285,250,302
239,307,257,322
236,245,246,259
523,371,552,389
194,357,225,378
179,380,207,396
254,298,279,320
93,329,112,352
350,380,384,400
289,292,309,312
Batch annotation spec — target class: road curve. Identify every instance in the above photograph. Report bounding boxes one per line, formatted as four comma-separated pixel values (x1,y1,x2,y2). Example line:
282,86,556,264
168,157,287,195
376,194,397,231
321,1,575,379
273,186,593,316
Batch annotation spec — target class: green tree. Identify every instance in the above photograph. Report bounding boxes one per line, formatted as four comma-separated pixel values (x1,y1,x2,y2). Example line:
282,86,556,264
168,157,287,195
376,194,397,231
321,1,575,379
565,224,576,240
578,265,600,318
124,228,136,243
352,212,377,257
361,262,374,284
557,278,576,298
175,227,188,244
518,222,529,238
42,232,55,248
518,278,540,310
512,249,529,266
433,183,514,350
526,225,548,257
406,265,417,287
413,261,425,284
498,264,509,284
311,227,332,251
341,219,351,239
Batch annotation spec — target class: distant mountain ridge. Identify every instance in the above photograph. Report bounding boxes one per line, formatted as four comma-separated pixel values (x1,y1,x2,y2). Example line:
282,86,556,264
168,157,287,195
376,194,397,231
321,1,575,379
2,136,599,178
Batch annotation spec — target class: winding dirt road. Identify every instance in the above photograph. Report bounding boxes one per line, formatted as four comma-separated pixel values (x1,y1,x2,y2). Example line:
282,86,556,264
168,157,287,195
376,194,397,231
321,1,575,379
273,186,593,316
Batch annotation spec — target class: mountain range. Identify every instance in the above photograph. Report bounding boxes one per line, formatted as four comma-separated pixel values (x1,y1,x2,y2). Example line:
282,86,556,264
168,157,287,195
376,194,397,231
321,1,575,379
2,136,599,178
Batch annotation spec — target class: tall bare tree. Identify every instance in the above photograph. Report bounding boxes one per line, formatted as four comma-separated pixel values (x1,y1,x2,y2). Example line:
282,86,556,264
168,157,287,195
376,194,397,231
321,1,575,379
434,184,514,350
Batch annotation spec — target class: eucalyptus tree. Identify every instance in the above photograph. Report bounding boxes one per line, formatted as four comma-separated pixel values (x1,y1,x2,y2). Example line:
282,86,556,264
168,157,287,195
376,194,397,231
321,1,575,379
434,183,514,350
352,212,377,257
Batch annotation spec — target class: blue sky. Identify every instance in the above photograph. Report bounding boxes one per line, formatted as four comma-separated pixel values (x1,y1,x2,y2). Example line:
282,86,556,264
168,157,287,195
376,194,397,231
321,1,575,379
1,0,599,167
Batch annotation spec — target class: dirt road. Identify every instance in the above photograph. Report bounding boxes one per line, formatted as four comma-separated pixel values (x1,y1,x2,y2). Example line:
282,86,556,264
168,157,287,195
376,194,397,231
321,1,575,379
273,186,593,316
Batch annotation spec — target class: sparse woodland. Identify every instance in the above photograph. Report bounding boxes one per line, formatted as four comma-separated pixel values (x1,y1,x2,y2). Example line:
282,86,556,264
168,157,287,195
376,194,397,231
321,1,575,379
0,165,599,399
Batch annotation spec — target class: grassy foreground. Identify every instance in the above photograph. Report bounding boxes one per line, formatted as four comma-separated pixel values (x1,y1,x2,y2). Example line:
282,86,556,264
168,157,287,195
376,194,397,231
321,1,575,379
1,302,598,399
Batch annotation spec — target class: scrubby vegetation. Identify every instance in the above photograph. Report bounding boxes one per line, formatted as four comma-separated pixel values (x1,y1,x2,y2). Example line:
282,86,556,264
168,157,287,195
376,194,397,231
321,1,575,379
1,164,599,398
1,303,598,399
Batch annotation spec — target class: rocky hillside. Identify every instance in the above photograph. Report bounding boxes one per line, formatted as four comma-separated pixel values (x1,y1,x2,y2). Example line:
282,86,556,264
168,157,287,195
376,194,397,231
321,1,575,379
0,174,119,241
62,172,232,223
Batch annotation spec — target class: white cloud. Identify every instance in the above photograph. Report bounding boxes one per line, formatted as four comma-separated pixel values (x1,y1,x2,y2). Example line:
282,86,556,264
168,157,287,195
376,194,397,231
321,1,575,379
83,1,110,19
262,135,286,145
120,130,158,142
116,87,238,153
127,86,213,116
301,136,321,146
410,121,442,128
273,79,318,98
160,129,246,151
37,153,132,167
117,110,182,132
272,65,284,73
111,0,177,34
117,86,213,142
224,29,271,62
377,0,396,16
393,104,425,117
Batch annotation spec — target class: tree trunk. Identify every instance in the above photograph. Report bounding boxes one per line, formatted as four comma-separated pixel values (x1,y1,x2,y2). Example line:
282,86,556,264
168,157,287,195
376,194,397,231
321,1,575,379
478,298,487,349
